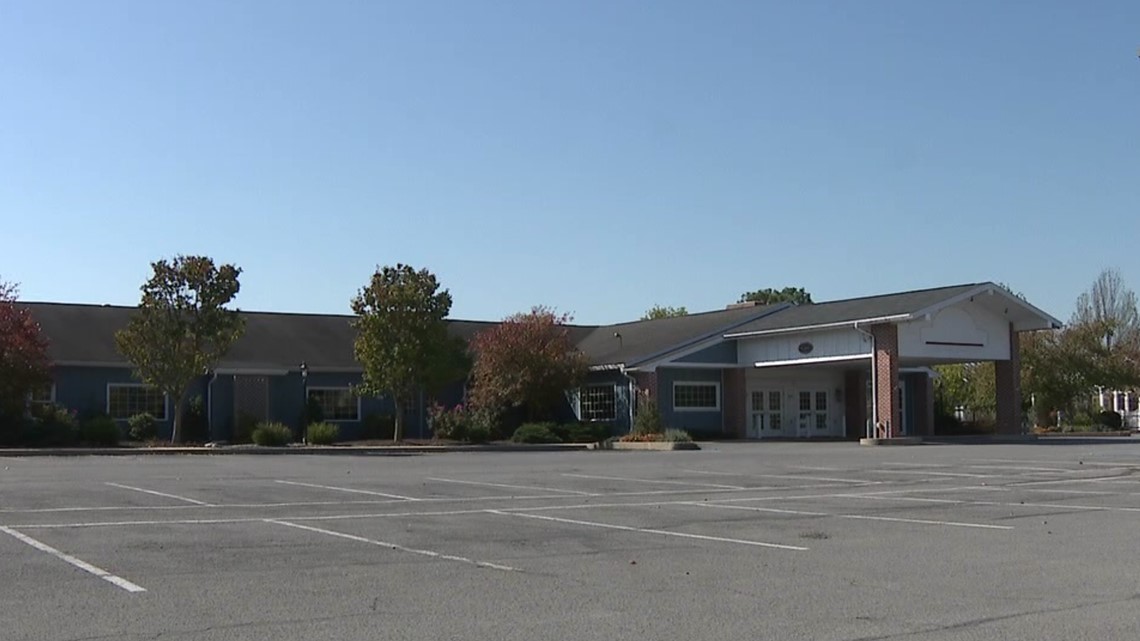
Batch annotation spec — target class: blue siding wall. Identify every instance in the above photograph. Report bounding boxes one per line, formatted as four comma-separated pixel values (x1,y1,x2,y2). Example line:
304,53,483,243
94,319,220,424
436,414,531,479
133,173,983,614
656,367,725,436
675,342,737,364
50,366,211,440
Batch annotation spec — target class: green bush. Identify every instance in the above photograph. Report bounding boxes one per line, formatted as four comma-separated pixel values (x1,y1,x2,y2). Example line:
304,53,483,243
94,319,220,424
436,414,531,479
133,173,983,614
181,394,210,443
511,423,562,444
465,422,492,444
361,412,395,440
307,421,339,445
127,413,157,441
565,421,612,443
233,412,259,444
80,416,121,446
632,393,664,435
429,403,470,441
662,428,693,443
18,405,79,446
1097,410,1124,431
251,421,293,446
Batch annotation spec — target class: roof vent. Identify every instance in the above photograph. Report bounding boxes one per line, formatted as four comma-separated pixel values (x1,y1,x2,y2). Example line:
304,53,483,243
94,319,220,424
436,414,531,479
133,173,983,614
726,301,761,310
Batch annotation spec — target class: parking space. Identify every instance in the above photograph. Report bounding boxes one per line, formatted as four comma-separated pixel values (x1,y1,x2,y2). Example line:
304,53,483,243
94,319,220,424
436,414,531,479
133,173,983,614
5,442,1140,640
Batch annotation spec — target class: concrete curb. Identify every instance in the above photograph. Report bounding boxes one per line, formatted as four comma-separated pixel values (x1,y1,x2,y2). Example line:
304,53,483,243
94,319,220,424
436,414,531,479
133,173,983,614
597,441,701,451
923,434,1040,444
0,444,593,457
859,436,923,446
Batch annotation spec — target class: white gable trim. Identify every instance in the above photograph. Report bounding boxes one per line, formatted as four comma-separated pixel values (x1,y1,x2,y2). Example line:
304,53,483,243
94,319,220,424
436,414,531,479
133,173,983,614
911,284,1062,331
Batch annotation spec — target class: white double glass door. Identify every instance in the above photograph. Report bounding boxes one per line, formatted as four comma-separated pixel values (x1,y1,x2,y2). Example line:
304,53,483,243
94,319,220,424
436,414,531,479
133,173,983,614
750,389,830,438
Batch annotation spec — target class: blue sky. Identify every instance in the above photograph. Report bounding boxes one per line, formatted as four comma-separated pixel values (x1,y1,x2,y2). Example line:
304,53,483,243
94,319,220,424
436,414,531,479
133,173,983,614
2,1,1138,324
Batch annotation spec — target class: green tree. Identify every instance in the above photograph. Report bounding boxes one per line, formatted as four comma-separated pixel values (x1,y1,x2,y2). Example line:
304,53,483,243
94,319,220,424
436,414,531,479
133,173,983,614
115,256,244,443
351,264,457,442
739,286,813,305
468,306,588,422
641,304,688,320
933,362,996,423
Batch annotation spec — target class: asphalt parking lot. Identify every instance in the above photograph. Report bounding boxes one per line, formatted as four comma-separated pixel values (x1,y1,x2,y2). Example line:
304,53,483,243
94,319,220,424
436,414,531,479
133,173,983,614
4,441,1140,641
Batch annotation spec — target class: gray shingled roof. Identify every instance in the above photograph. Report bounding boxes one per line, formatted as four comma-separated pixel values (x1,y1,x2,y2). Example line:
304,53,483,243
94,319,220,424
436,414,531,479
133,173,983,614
25,304,505,371
578,304,785,367
723,283,985,336
21,301,783,370
21,283,1026,371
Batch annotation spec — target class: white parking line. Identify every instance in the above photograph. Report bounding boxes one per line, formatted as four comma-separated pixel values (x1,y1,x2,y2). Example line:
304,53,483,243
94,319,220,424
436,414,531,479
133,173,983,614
562,473,746,490
105,482,212,506
682,469,872,484
274,480,420,501
487,510,808,551
426,477,595,496
834,494,1140,514
265,519,517,571
1007,476,1138,487
873,470,995,479
687,502,1013,530
0,525,146,592
966,465,1076,474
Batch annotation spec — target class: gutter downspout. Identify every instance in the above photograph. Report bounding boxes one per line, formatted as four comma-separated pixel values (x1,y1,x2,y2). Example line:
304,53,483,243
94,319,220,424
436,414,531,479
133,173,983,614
206,369,219,442
853,322,876,439
620,365,637,434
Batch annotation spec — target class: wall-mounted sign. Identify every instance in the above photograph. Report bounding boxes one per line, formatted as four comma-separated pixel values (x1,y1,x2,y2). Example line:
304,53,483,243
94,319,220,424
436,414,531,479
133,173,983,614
797,341,814,354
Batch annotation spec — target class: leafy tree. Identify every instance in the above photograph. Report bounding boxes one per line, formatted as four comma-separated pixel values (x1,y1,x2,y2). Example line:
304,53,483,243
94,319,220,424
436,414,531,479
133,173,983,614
351,264,458,442
641,304,688,320
468,306,588,422
933,362,996,423
739,286,813,305
115,256,244,443
0,279,51,422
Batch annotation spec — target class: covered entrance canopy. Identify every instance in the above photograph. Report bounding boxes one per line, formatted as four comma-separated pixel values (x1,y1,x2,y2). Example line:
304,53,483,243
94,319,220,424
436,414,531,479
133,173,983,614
712,283,1062,439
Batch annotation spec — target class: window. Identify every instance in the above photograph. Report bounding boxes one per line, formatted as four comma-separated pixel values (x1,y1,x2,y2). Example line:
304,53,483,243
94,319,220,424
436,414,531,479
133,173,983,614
107,385,166,420
580,385,616,421
674,382,719,411
307,387,360,421
29,383,55,405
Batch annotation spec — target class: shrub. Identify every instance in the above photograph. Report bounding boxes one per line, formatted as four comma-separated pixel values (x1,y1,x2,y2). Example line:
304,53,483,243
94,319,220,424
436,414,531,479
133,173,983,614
361,412,395,440
127,413,157,441
23,404,80,446
511,423,562,444
233,412,259,444
632,392,664,436
662,428,693,443
465,422,492,444
307,421,339,445
565,421,612,443
251,421,293,446
1097,410,1123,431
181,394,210,443
80,415,121,446
429,403,470,441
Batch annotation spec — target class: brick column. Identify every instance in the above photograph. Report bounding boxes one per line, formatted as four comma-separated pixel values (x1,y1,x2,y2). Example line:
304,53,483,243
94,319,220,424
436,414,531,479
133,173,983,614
843,370,866,439
632,371,659,419
871,324,900,438
994,324,1022,435
722,368,746,438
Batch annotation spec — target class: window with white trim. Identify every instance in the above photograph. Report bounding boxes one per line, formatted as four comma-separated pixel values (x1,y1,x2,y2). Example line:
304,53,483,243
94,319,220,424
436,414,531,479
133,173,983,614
673,382,720,411
107,385,167,420
29,383,55,405
307,387,360,421
580,384,617,421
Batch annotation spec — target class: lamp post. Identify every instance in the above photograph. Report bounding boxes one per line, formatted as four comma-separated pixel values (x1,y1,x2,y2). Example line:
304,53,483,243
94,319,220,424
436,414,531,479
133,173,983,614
300,361,309,444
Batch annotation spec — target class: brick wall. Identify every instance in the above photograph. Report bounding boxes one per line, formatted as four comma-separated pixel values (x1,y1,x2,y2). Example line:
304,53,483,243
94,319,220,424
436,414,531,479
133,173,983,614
870,323,900,438
844,370,866,439
994,323,1022,435
722,368,745,438
632,371,658,415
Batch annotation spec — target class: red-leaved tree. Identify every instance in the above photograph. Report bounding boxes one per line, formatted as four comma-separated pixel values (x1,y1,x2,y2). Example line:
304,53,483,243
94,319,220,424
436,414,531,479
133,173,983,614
0,280,51,421
468,306,588,422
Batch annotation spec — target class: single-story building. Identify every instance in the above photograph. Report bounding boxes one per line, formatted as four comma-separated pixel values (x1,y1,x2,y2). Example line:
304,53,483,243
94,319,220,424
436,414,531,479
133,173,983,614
22,281,1061,441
